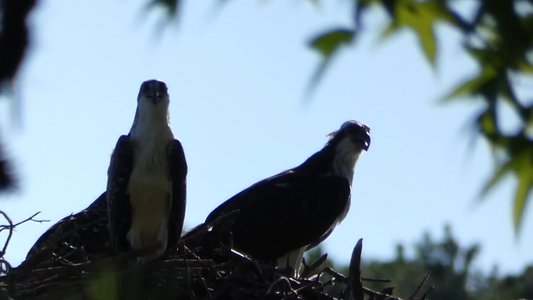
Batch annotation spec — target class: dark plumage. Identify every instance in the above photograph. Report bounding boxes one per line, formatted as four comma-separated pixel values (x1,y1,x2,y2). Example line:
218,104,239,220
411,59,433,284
206,120,370,275
22,193,109,269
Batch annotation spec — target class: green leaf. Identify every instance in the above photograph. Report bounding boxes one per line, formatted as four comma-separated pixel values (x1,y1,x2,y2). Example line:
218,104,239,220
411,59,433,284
513,152,533,234
518,60,533,73
479,158,513,200
479,144,533,235
479,110,497,135
443,68,497,101
310,28,355,58
382,0,461,67
378,21,399,42
307,28,355,94
393,0,439,66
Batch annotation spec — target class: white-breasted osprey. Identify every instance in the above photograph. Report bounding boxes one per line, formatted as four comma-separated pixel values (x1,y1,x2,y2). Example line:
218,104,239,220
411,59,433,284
205,120,370,276
107,80,187,261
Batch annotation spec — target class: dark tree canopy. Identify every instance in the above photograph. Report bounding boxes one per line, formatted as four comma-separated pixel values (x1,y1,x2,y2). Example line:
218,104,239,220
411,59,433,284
308,225,533,300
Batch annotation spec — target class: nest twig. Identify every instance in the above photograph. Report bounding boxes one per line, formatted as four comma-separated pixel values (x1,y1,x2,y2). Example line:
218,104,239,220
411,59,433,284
0,205,433,300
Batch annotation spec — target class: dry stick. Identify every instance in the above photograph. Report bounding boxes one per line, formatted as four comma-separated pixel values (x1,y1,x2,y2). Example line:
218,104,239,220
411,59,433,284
301,253,328,278
0,211,48,258
322,267,347,281
293,278,320,294
184,259,197,300
407,272,430,300
362,286,401,300
197,267,212,299
0,210,14,257
420,285,434,300
348,238,364,300
265,276,294,296
12,212,48,227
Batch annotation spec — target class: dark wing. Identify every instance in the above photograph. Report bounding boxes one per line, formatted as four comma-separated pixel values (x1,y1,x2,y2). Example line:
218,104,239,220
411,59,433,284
167,139,187,249
205,170,287,223
106,135,134,253
21,193,109,269
205,171,350,259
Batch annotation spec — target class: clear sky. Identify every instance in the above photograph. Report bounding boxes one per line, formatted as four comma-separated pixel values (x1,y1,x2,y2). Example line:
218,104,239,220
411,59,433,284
2,0,532,275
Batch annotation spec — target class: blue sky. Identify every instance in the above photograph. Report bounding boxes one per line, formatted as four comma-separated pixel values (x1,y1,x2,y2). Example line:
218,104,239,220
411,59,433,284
2,0,532,275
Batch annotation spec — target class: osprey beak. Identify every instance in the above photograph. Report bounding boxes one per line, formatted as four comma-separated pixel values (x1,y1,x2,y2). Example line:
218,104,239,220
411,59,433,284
356,128,371,151
362,133,370,151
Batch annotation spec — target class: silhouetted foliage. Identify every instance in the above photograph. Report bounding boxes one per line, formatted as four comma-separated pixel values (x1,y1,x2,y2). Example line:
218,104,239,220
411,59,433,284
306,225,533,300
0,0,35,192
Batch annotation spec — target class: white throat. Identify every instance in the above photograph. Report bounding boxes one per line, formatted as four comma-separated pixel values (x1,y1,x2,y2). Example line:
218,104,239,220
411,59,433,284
130,99,171,135
332,138,363,184
129,101,174,173
126,99,174,259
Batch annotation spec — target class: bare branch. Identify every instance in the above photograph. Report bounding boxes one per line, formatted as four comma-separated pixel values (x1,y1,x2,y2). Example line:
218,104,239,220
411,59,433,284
0,211,49,259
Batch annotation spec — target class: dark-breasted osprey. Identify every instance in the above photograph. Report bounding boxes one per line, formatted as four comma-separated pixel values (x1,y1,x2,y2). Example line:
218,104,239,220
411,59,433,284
205,121,370,276
107,80,187,261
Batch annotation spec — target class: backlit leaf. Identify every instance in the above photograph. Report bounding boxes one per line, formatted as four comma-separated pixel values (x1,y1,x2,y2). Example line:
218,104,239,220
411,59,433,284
444,68,497,101
310,28,355,58
513,152,533,234
479,158,513,200
307,28,355,94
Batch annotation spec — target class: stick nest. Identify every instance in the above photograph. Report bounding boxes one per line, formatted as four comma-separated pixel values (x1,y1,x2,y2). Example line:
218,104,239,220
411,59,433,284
0,198,432,300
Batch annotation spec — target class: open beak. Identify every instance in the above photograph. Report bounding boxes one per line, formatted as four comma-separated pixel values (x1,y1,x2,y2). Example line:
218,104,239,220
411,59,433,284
358,126,371,151
362,132,371,151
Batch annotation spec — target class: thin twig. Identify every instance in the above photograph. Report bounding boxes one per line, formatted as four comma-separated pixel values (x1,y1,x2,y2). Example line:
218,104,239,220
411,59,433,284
265,276,293,295
0,211,48,257
301,253,328,278
0,210,13,257
322,267,347,282
363,286,401,300
419,285,434,300
407,272,430,300
12,212,48,227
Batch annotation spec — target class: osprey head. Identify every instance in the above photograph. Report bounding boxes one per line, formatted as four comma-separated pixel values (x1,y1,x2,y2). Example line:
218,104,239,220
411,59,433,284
130,80,171,134
138,79,169,105
329,120,371,151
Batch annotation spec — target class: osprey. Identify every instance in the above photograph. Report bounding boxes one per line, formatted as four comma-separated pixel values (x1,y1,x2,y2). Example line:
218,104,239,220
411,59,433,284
107,80,187,261
205,121,370,276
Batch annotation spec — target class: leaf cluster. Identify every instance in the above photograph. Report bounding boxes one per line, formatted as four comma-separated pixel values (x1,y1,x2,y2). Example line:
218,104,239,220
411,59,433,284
309,0,533,232
143,0,533,234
